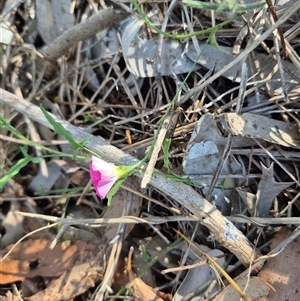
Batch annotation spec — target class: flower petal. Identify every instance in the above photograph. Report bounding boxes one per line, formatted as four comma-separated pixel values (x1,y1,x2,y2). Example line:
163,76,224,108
90,156,119,199
95,175,118,199
91,156,116,173
90,167,101,187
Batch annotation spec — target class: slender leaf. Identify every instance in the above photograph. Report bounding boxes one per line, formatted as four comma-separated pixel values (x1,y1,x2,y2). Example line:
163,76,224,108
106,178,126,206
0,156,36,189
40,105,83,149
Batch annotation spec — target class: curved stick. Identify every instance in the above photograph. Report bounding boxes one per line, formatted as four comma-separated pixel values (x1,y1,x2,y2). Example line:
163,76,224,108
0,88,261,268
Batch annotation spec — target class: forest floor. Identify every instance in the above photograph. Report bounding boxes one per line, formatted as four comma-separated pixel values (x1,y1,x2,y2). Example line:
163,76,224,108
0,1,300,300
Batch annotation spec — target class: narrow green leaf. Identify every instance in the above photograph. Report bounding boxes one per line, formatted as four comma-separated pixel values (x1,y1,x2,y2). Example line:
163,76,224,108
183,0,219,10
106,178,126,206
31,157,41,163
184,0,265,12
227,0,238,11
0,115,28,141
40,105,82,149
132,0,238,39
0,156,32,189
163,138,172,172
219,179,226,190
20,145,29,156
234,1,265,12
207,31,225,53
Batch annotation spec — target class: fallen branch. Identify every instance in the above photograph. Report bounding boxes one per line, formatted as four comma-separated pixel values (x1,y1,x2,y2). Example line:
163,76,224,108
0,88,261,268
40,7,128,62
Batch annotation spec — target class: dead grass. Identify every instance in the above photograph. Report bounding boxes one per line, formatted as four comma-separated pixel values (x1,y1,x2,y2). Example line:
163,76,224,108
0,0,300,300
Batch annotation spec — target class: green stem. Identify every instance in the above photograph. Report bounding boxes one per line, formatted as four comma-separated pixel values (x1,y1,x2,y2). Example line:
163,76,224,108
128,0,239,171
131,0,238,39
0,115,89,159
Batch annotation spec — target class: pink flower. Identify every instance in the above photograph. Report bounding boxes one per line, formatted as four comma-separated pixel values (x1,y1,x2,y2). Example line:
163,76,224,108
90,156,126,199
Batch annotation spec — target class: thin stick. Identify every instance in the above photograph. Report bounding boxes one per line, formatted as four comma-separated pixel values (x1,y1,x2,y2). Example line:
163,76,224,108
265,0,286,58
15,211,300,226
141,111,173,188
41,8,128,62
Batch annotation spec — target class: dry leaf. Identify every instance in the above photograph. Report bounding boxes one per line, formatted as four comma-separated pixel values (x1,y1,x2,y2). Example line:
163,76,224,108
183,114,242,215
126,247,164,301
254,164,293,216
236,190,257,216
238,163,293,217
119,16,199,77
1,201,25,248
257,228,300,301
187,44,300,95
173,249,225,301
36,0,74,44
0,239,91,285
22,177,143,301
28,159,79,193
212,277,270,301
26,246,106,301
219,113,300,149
